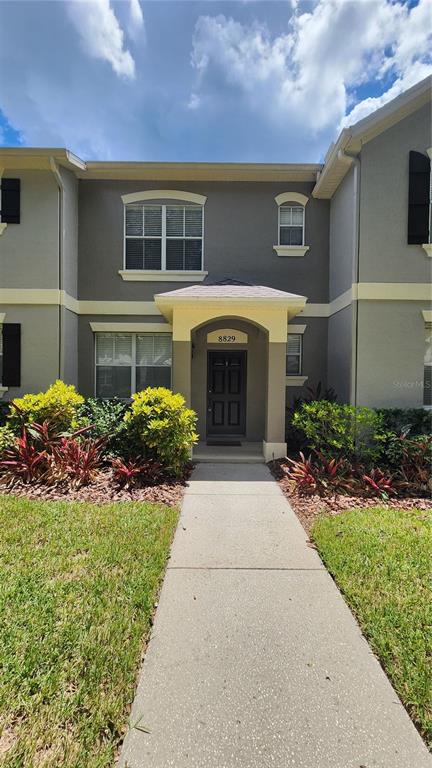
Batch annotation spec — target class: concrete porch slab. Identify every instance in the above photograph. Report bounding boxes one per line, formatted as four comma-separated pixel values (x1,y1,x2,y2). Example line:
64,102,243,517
186,462,281,495
193,441,265,463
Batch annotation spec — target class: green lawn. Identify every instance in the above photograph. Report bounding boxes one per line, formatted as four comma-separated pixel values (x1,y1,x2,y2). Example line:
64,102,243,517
0,496,178,767
312,506,432,746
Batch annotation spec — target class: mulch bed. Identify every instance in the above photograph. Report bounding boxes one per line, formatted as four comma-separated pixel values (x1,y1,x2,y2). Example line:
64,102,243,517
269,459,432,535
0,465,193,508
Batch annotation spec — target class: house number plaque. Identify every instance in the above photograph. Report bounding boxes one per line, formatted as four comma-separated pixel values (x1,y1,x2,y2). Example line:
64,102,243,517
207,329,248,344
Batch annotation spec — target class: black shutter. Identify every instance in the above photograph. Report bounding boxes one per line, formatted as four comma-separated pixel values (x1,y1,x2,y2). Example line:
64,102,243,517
1,178,20,224
408,151,430,244
2,324,21,387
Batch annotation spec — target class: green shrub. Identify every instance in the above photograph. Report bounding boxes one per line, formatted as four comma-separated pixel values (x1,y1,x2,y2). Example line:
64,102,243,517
78,398,129,456
0,425,15,455
293,401,385,464
8,380,84,433
124,387,198,476
376,408,431,437
0,401,10,426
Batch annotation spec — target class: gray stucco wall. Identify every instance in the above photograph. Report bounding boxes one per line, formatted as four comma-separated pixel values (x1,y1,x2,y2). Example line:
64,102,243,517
0,170,59,289
78,180,330,303
356,300,427,407
285,317,328,406
60,167,79,298
329,166,356,301
0,305,60,399
359,102,432,283
327,305,353,403
62,307,78,387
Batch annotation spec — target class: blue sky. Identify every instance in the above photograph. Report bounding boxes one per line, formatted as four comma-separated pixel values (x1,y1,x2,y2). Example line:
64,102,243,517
0,0,430,162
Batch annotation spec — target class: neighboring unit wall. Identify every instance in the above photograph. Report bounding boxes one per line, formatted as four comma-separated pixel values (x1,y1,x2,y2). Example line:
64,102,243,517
327,164,356,403
78,180,330,302
62,307,79,388
0,170,59,288
60,167,79,299
327,306,353,403
329,165,356,301
356,301,426,407
0,305,60,398
359,102,432,284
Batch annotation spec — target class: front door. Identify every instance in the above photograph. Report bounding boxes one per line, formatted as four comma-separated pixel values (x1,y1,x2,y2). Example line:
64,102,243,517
207,350,246,436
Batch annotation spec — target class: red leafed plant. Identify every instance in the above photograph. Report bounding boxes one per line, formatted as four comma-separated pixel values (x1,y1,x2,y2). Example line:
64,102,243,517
111,457,165,490
0,427,47,484
313,453,359,495
363,468,395,498
285,452,318,494
46,435,107,488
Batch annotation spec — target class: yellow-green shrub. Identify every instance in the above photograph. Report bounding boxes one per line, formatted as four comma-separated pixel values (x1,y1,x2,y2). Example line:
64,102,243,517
124,387,198,476
8,380,84,432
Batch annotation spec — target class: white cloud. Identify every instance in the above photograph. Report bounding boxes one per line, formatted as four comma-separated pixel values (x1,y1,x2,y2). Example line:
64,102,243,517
128,0,145,40
67,0,136,79
187,92,201,110
191,0,432,136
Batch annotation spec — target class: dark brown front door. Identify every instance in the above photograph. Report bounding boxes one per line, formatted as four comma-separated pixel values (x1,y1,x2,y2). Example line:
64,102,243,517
207,350,246,436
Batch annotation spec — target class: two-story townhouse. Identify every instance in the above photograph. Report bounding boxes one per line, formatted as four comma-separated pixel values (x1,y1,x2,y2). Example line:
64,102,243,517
0,76,431,460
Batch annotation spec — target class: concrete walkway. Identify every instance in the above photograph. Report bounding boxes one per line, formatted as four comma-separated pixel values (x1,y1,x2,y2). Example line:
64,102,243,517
119,464,431,768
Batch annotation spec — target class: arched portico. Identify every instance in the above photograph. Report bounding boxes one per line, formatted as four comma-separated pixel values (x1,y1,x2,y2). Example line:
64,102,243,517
155,282,306,460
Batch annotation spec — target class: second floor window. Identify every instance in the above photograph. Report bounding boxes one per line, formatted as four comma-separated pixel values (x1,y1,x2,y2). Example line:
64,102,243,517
279,204,304,246
125,203,203,271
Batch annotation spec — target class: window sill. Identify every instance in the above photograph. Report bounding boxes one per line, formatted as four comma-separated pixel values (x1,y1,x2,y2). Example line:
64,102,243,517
286,375,308,387
119,270,208,282
273,245,309,258
422,244,432,258
0,386,8,398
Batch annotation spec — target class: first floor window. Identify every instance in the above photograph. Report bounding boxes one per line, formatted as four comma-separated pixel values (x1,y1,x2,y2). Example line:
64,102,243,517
287,334,302,375
424,323,432,407
95,332,172,398
279,204,304,246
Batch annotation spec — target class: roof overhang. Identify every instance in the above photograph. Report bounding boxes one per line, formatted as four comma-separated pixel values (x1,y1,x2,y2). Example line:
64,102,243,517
0,148,86,172
155,286,307,336
313,75,432,199
78,161,321,182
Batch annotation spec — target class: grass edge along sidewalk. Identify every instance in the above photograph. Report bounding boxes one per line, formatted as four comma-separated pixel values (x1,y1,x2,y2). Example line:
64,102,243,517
312,505,432,748
0,495,179,767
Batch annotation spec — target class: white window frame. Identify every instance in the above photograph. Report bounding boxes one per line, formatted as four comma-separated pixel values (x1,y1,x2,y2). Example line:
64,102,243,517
286,333,303,376
94,332,172,398
278,204,305,247
123,203,205,272
286,324,308,386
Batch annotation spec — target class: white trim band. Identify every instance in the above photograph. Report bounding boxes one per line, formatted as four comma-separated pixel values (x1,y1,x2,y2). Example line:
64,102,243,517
287,324,306,334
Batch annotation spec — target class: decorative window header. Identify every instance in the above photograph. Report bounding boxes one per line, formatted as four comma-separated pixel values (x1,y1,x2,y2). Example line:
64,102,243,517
274,192,309,207
121,190,207,206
